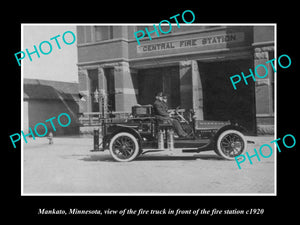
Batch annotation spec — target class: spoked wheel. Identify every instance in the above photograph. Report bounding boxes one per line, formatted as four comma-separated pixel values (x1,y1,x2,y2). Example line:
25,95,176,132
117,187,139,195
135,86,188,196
215,129,247,160
109,132,139,162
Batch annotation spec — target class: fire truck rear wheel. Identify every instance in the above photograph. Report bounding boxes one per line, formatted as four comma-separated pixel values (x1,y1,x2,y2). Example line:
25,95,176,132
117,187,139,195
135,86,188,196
109,132,139,162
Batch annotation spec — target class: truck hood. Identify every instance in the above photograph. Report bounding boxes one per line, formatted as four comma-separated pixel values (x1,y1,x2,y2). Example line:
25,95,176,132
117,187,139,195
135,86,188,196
195,120,231,130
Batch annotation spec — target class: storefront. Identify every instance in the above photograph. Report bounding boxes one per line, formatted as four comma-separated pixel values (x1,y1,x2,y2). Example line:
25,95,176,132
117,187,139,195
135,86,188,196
77,25,275,135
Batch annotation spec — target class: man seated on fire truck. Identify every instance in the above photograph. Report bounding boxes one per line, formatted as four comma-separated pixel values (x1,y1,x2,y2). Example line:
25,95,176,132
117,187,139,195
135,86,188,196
153,92,188,138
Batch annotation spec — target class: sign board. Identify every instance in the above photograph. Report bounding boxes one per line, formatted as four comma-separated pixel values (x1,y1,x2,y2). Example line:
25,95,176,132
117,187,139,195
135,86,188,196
137,32,244,54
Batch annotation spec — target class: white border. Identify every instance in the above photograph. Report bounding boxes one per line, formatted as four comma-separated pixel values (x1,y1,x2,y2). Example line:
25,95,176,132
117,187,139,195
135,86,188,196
21,24,24,195
21,23,277,196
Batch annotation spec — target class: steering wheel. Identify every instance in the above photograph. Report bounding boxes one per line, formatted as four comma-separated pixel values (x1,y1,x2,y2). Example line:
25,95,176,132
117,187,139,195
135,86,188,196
174,106,188,123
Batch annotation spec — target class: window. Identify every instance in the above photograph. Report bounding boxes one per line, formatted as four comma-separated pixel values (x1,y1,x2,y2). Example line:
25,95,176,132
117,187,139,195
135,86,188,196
135,26,150,38
135,25,172,38
94,26,113,41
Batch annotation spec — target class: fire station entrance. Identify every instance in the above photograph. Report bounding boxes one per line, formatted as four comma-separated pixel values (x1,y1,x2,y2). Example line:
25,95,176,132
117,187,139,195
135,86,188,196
198,59,256,134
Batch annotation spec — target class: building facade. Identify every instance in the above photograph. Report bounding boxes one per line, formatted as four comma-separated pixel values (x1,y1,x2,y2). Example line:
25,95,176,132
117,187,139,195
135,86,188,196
77,25,275,135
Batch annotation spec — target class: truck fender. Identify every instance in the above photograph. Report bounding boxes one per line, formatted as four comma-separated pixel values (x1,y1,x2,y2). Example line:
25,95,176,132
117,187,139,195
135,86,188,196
213,124,248,143
104,125,143,148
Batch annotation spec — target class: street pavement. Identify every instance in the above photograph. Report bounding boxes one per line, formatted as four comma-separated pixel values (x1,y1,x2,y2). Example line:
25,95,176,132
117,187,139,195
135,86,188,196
23,135,275,195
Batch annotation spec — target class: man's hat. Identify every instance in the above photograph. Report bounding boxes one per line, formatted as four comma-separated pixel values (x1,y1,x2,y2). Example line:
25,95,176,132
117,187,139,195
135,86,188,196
155,91,164,97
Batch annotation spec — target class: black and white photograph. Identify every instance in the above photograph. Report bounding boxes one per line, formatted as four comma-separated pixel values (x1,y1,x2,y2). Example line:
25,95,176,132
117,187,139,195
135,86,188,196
20,24,275,195
4,5,298,221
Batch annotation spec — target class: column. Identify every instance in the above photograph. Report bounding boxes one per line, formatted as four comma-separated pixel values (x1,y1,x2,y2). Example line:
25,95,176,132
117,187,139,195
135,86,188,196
254,46,274,116
179,61,193,110
254,46,274,134
179,60,204,120
97,66,107,114
78,67,89,113
191,60,204,120
114,61,138,112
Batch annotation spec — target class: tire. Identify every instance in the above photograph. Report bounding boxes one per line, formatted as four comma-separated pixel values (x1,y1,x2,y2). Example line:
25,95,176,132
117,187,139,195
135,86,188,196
215,129,247,160
109,132,140,162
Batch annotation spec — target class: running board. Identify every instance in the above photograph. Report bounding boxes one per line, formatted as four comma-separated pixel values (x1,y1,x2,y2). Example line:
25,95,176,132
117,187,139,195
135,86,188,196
141,147,201,155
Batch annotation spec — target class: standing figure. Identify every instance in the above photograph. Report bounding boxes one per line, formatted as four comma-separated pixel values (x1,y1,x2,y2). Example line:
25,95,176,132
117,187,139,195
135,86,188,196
48,131,53,144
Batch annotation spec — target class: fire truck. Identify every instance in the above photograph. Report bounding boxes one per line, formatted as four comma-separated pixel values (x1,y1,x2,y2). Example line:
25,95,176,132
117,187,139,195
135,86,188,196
92,104,248,162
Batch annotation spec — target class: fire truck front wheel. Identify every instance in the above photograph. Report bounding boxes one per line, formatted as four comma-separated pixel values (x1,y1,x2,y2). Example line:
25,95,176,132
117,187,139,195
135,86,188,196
109,132,140,162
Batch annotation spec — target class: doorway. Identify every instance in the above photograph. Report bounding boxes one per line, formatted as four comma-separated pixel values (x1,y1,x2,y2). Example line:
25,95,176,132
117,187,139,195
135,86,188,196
137,66,180,108
198,59,256,134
